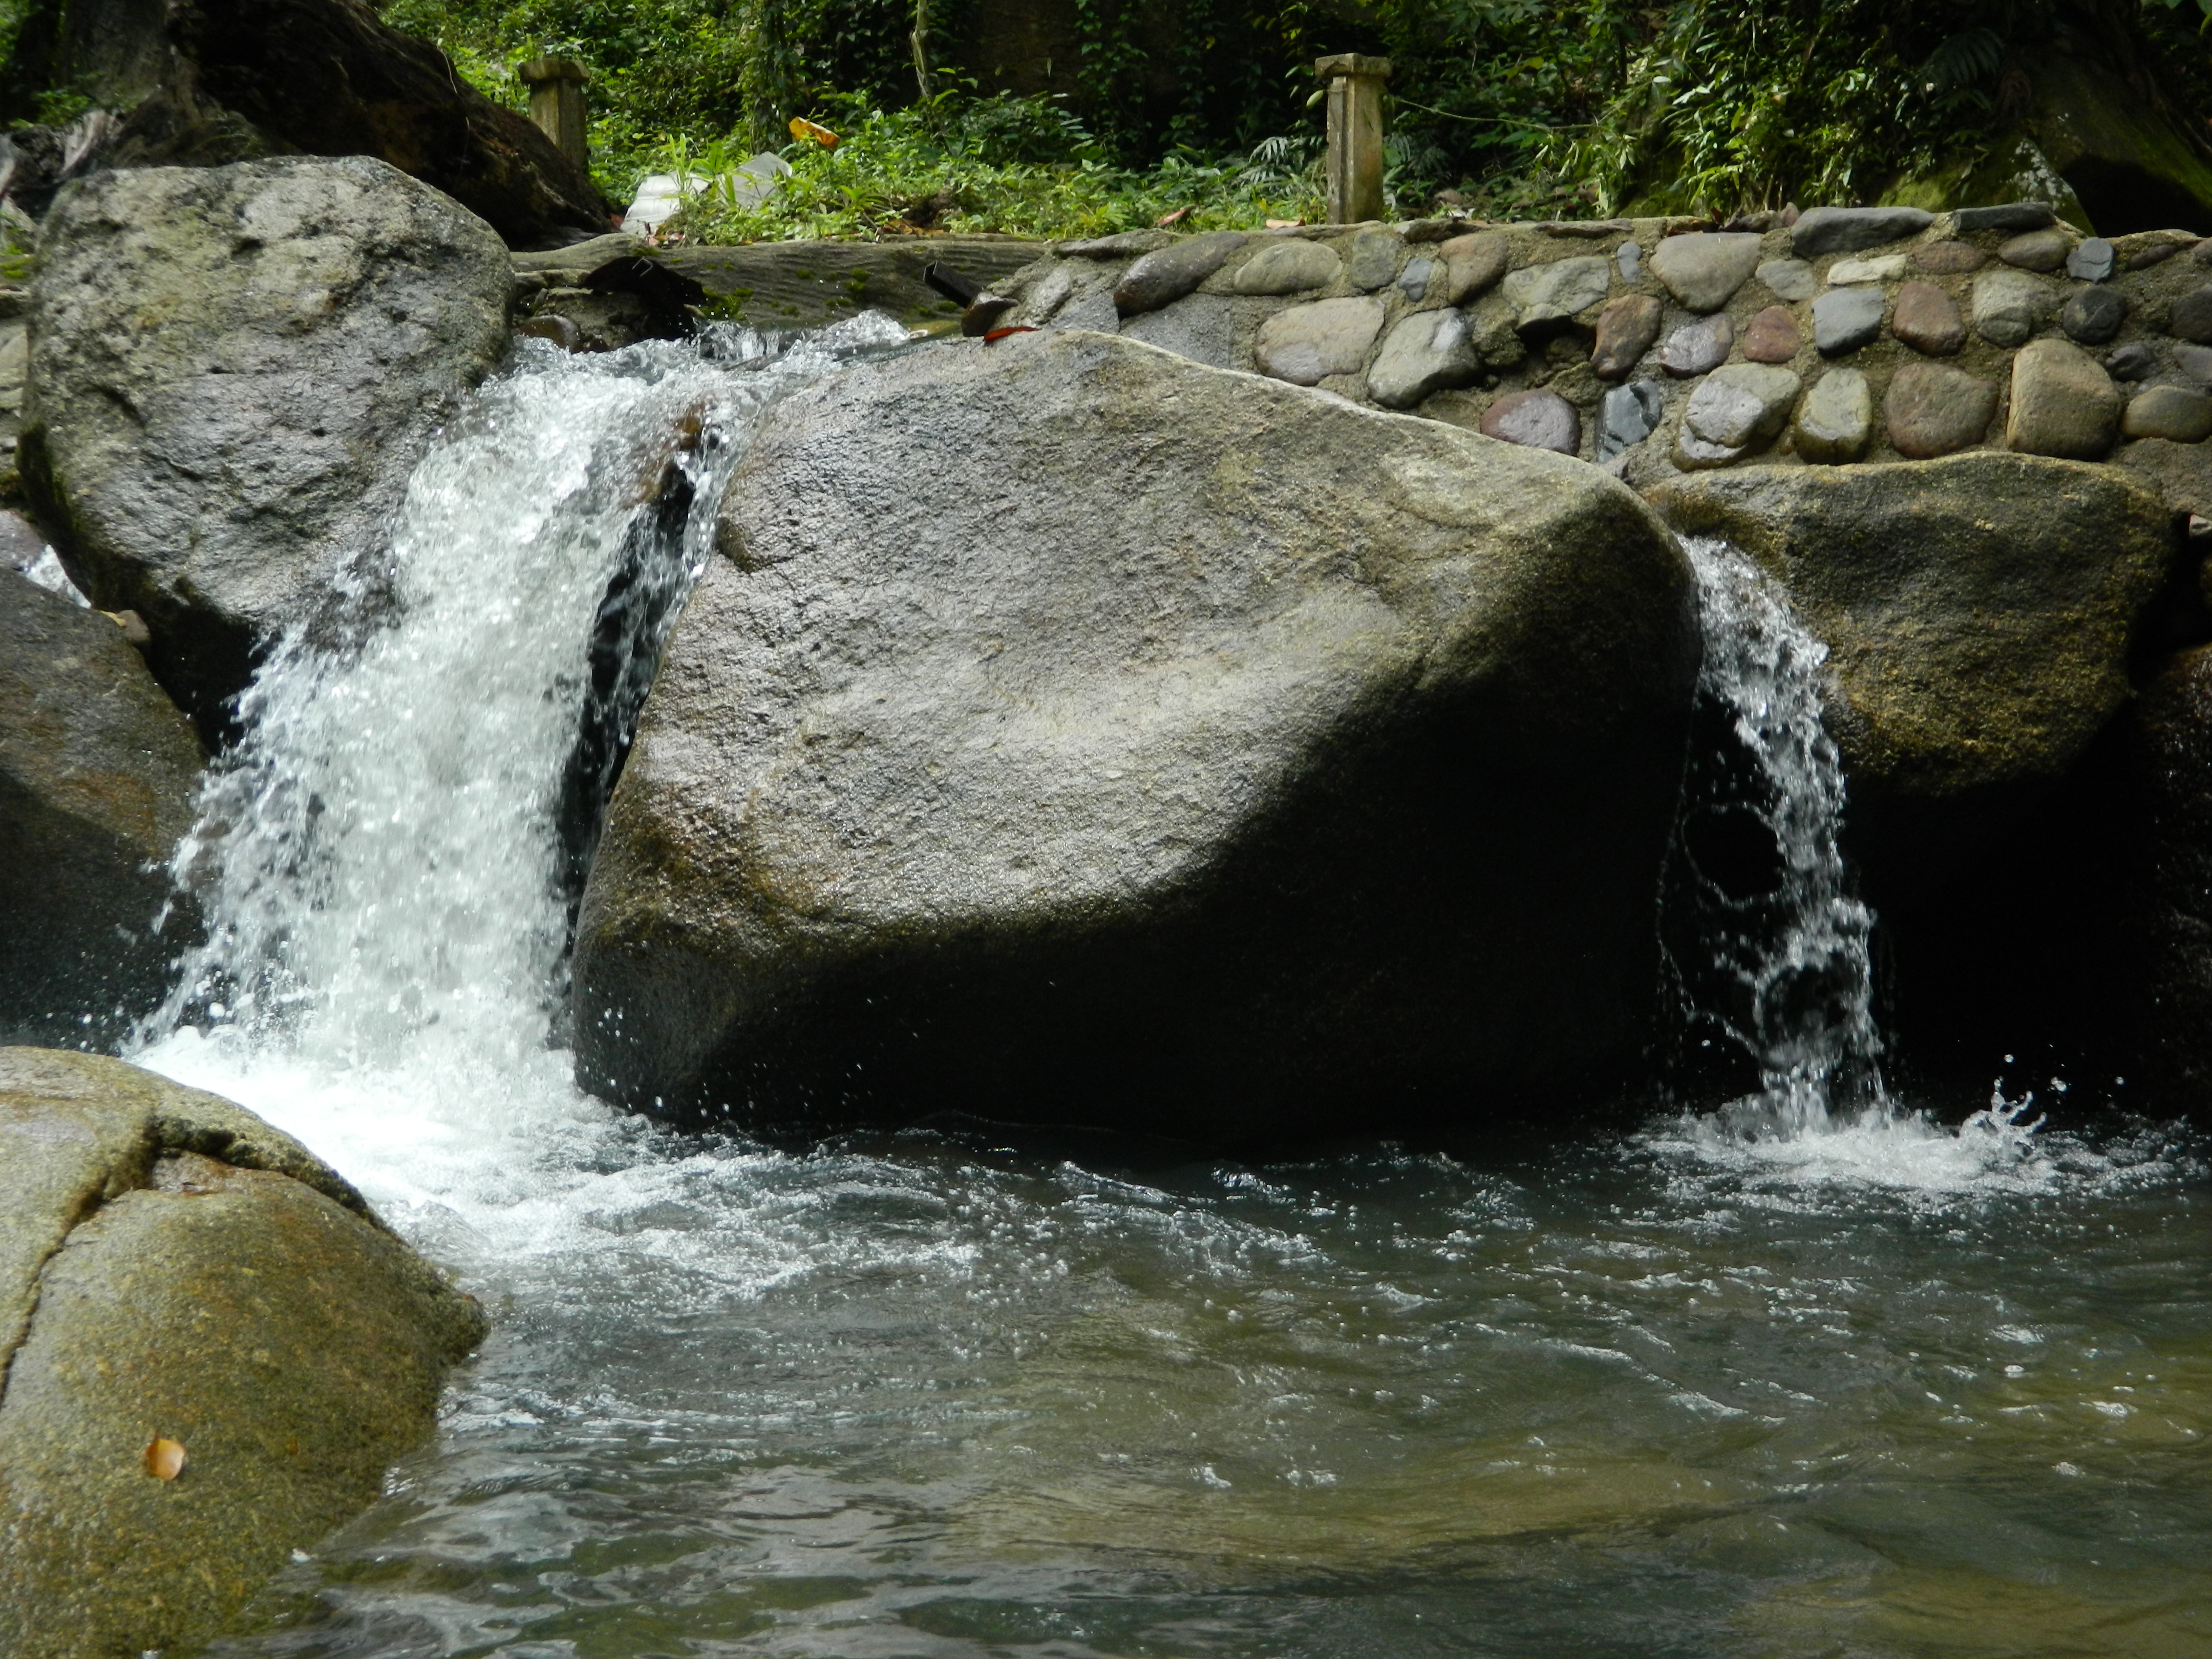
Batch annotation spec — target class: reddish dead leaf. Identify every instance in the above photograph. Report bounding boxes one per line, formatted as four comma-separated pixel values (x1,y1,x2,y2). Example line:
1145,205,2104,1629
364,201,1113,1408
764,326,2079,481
982,327,1038,344
145,1437,185,1480
1155,206,1192,227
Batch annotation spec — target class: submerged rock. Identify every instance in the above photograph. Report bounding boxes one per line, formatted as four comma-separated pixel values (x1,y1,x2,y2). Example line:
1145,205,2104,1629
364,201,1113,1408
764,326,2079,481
1645,453,2171,859
20,156,511,734
0,570,201,1047
0,1048,484,1659
575,330,1698,1140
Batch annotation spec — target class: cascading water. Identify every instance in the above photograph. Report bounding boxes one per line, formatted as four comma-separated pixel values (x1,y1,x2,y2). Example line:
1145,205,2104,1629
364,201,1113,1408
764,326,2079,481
110,332,2205,1658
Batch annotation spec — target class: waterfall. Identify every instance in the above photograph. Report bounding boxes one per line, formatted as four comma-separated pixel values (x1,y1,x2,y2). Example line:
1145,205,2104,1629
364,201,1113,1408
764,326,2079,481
1654,535,2050,1187
132,320,909,1223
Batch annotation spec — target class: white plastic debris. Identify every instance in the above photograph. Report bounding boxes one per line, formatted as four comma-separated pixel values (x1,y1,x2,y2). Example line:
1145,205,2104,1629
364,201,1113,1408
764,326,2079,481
620,153,791,234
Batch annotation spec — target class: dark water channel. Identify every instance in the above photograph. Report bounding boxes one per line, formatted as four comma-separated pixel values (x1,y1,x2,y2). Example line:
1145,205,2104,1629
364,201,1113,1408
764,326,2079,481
116,325,2208,1659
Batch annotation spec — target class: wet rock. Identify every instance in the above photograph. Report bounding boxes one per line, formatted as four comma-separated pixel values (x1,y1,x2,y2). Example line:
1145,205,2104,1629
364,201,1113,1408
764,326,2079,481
1346,229,1403,291
1972,268,2056,347
1791,205,1932,257
1590,294,1662,380
1649,231,1762,312
1479,388,1580,454
2061,285,2129,345
1741,305,1801,364
1891,281,1966,355
1500,256,1611,328
1439,232,1509,303
1368,309,1479,409
0,1048,485,1659
1884,361,1999,459
1757,258,1817,301
2067,238,2116,282
577,329,1700,1140
1826,253,1909,285
1912,240,1987,274
1675,364,1800,467
1114,231,1248,317
2122,385,2212,442
1999,228,2072,271
2108,341,2161,380
1615,240,1642,283
1644,452,2170,827
2166,284,2212,344
1398,257,1437,301
1660,312,1733,377
1232,239,1341,295
1793,368,1873,464
1812,286,1885,355
1062,230,1172,258
1254,296,1386,386
2006,337,2120,459
19,156,511,735
1597,380,1665,461
0,573,201,1047
1954,203,2056,233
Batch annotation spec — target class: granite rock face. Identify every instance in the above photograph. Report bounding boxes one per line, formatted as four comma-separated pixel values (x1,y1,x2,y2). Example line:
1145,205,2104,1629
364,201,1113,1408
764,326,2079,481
0,1048,485,1659
0,572,202,1047
20,156,511,733
574,330,1699,1141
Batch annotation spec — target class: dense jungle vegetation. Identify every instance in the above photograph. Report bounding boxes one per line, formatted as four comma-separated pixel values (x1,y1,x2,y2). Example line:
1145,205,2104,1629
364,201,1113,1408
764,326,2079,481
358,0,2212,236
10,0,2212,236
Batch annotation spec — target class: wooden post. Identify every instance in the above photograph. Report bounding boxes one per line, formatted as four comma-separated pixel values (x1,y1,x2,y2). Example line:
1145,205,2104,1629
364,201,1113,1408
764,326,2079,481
519,57,591,175
1314,53,1390,226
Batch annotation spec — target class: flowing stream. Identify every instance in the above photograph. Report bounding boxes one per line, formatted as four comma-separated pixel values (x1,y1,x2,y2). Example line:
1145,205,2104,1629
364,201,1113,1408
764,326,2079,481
119,331,2209,1658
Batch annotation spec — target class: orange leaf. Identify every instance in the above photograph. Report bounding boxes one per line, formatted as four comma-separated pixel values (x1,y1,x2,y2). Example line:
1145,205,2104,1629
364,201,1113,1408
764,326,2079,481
788,117,840,150
145,1437,185,1481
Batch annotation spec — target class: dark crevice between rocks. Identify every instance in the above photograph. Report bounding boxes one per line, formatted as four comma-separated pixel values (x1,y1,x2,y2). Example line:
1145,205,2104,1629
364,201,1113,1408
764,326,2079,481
555,457,702,955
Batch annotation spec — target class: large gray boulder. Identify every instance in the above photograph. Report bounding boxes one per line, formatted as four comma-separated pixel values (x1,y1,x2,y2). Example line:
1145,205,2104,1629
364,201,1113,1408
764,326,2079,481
574,330,1699,1141
21,155,512,732
1,569,202,1047
0,1048,485,1659
1646,454,2173,875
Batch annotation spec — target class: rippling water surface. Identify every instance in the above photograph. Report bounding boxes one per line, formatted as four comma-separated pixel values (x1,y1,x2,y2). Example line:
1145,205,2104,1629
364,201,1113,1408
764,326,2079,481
120,328,2210,1658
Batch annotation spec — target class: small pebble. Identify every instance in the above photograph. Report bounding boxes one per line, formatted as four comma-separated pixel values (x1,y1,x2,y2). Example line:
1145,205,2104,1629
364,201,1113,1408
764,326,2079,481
2066,238,2116,282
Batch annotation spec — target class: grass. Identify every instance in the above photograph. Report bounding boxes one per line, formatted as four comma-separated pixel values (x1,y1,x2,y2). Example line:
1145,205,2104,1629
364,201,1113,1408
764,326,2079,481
658,89,1327,244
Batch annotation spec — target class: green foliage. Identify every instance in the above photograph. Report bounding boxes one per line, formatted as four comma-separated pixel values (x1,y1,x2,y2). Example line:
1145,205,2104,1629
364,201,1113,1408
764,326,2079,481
669,87,1322,242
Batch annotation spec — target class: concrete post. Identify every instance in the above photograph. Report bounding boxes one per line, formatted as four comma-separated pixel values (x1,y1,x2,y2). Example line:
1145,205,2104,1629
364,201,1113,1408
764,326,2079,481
519,56,591,175
1315,54,1390,226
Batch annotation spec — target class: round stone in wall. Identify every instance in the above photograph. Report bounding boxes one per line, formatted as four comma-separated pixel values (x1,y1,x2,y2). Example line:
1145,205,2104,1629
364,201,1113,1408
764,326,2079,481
1253,296,1386,385
1912,240,1987,274
1812,286,1885,355
2168,285,2212,345
1793,367,1873,463
1972,269,2055,347
1660,312,1733,377
2059,285,2128,345
1591,294,1662,380
1232,239,1342,295
2122,385,2212,443
1892,281,1966,355
1741,305,1801,363
1478,387,1581,455
1998,228,2071,272
1884,361,1998,458
2066,238,2116,282
2006,337,2120,459
1757,258,1817,302
1649,231,1763,312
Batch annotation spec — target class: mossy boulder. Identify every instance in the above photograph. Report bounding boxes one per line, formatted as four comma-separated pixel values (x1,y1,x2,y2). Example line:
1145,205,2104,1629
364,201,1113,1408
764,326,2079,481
0,1048,484,1659
0,569,202,1047
574,329,1699,1142
1646,453,2174,877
